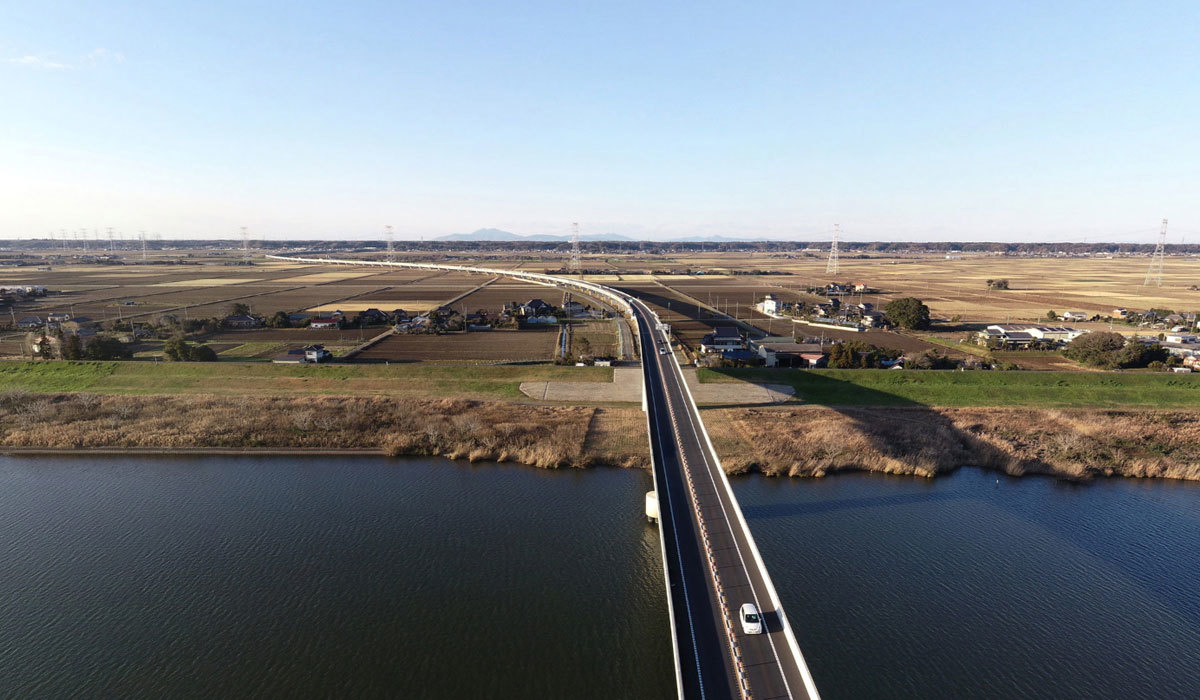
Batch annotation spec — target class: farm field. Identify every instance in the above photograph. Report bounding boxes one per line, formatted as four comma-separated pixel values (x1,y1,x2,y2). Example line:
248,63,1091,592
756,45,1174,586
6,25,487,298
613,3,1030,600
570,321,618,358
591,253,1200,327
5,248,1197,373
354,329,559,364
0,260,488,348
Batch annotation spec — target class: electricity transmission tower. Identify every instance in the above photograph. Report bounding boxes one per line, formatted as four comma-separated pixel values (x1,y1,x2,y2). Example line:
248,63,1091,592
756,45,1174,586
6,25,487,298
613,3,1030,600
241,226,250,263
385,225,395,262
569,221,581,273
1143,218,1168,286
140,231,148,261
826,223,840,275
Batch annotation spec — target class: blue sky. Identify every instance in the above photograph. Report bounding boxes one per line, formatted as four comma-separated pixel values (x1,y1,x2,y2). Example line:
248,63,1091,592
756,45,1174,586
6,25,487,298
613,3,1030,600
1,1,1197,241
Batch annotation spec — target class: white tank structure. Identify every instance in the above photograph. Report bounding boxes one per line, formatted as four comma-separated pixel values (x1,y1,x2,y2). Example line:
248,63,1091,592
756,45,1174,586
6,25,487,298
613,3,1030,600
645,491,659,522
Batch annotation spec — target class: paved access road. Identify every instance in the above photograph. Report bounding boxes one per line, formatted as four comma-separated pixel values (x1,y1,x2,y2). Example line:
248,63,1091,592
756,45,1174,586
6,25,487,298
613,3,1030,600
632,297,820,700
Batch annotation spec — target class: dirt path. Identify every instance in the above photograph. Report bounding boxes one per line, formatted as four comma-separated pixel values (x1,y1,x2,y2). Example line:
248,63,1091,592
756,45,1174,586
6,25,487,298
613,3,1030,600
519,366,793,404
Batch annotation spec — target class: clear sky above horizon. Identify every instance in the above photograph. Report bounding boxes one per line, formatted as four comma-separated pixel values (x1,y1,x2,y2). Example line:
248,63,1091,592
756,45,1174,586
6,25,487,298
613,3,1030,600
1,1,1197,242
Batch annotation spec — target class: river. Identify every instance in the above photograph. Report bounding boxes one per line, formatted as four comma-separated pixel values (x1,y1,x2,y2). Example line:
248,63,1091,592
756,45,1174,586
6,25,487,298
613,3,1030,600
0,456,1196,698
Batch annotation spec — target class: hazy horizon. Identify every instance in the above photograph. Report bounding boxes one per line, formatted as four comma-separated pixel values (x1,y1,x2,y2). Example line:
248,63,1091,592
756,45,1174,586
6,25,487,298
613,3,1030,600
3,226,1190,246
2,2,1197,243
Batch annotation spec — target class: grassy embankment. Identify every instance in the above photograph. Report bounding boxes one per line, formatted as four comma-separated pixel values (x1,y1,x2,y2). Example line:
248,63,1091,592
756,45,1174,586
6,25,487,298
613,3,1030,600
698,368,1200,481
0,361,647,469
699,368,1200,408
4,362,1200,481
0,361,611,400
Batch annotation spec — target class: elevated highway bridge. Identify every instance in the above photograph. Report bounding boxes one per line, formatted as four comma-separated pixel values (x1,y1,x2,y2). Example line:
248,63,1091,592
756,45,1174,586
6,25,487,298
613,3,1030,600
267,255,821,700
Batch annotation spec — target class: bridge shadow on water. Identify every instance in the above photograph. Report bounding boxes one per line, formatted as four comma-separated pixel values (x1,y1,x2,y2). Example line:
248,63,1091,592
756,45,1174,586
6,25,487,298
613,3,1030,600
741,490,968,520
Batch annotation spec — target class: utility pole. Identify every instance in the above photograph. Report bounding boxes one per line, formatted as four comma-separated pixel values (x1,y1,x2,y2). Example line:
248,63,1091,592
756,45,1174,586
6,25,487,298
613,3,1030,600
826,223,840,275
1143,218,1167,286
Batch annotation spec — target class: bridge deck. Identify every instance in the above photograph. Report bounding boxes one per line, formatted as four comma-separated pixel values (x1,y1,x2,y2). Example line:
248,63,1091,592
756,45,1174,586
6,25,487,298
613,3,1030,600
635,298,818,700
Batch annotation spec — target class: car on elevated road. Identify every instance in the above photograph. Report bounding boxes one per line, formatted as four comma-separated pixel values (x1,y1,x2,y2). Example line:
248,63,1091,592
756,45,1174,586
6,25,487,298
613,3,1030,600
740,603,763,635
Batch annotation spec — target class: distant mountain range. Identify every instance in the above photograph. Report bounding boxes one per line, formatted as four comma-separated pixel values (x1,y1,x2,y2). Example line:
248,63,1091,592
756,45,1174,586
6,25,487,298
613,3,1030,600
434,228,769,243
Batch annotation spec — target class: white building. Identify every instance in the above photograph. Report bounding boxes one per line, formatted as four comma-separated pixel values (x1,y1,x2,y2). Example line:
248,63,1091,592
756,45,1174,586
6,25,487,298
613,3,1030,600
983,324,1087,345
756,294,780,315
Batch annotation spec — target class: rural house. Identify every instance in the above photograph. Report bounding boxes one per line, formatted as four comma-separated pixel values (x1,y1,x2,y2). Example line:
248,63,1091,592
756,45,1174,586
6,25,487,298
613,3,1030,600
309,317,340,329
304,345,333,363
753,340,828,368
520,299,553,317
699,326,745,353
355,308,390,325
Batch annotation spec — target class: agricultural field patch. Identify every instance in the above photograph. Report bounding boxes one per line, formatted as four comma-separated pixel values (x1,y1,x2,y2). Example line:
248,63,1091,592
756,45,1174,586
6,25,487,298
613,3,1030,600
275,271,382,283
354,329,558,364
307,300,447,313
153,278,262,287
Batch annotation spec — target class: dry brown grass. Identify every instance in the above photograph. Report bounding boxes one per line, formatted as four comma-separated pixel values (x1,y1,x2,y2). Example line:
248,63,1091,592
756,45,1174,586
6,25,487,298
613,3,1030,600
0,392,644,469
702,406,1200,481
1,389,1194,481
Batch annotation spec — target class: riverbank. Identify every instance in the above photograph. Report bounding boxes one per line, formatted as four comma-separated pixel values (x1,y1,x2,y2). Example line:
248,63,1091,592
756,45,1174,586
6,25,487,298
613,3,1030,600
0,392,647,469
2,391,1197,482
703,406,1200,481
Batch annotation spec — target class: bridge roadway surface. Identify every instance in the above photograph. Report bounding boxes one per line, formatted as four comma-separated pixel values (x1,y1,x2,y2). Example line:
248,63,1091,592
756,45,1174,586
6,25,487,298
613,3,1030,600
632,297,819,700
265,255,820,699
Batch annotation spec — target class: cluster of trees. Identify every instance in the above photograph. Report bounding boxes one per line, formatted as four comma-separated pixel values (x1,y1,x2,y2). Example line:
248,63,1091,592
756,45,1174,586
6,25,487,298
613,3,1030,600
986,279,1010,290
162,336,218,362
1063,332,1168,369
28,332,130,361
882,297,931,330
266,311,293,328
826,341,902,369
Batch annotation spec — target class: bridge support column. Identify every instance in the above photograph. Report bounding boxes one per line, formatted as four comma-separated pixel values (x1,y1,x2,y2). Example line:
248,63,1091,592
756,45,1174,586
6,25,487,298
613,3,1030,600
645,491,658,522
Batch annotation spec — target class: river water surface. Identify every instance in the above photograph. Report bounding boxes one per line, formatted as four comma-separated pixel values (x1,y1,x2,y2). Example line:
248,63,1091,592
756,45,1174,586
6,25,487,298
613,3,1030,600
0,456,1196,698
